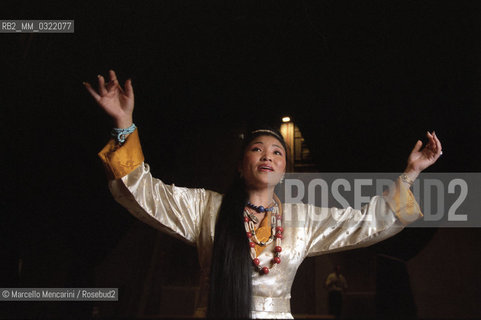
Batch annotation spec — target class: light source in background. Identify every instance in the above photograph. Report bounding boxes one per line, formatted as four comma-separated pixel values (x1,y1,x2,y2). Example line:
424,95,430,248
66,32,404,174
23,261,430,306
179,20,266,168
279,116,315,172
280,118,294,172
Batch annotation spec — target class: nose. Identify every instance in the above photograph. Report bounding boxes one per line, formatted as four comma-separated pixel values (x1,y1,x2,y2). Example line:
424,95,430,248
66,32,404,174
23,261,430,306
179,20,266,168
261,152,272,162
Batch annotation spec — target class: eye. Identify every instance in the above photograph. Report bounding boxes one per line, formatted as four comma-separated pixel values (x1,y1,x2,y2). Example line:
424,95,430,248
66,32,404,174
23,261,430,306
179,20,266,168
251,147,261,152
274,150,283,156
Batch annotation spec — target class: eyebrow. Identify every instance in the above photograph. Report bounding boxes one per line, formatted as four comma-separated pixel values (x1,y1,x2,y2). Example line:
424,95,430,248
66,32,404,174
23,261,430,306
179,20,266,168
252,141,284,150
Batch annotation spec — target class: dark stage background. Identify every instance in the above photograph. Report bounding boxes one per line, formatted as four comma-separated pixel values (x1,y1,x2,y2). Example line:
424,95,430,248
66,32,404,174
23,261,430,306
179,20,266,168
1,1,481,319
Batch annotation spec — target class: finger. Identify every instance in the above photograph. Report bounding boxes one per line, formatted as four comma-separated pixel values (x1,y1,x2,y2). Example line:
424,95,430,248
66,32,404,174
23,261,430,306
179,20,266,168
117,84,125,94
109,69,118,83
411,140,423,154
433,131,442,156
83,82,101,101
98,74,107,95
108,70,120,90
425,131,433,146
426,131,436,151
125,79,134,98
106,69,123,93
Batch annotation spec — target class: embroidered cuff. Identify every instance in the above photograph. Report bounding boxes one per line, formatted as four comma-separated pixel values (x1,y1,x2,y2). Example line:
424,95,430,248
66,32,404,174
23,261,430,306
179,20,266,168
98,128,145,180
384,177,423,225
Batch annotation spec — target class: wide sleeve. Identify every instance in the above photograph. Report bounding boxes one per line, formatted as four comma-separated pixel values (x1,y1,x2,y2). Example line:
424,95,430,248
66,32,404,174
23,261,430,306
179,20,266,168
304,177,423,257
98,129,222,245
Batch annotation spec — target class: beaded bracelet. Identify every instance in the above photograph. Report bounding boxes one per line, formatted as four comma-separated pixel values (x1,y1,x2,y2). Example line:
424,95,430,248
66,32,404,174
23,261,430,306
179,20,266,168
111,123,136,143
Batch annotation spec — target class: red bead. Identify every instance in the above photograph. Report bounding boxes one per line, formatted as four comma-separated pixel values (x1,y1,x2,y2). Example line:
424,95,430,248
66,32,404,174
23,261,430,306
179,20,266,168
274,257,281,264
253,258,260,266
246,232,252,238
276,226,284,232
274,246,282,252
262,267,269,274
275,233,283,239
244,216,249,222
249,242,256,248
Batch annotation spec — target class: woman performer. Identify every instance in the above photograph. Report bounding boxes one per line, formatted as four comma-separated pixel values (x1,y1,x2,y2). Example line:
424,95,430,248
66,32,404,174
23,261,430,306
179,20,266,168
84,70,442,319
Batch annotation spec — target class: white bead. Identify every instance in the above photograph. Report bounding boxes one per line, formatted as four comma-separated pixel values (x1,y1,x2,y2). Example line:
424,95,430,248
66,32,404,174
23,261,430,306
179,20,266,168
276,238,281,246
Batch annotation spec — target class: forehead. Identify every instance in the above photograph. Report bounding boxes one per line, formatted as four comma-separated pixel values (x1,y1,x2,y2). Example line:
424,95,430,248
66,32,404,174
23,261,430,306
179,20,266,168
248,135,285,150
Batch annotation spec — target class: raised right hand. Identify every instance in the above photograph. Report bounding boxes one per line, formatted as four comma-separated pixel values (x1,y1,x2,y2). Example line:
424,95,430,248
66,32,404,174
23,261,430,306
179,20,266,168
83,70,134,128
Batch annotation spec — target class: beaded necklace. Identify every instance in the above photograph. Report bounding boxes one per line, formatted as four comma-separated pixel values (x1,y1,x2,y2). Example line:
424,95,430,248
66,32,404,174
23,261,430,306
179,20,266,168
243,202,283,275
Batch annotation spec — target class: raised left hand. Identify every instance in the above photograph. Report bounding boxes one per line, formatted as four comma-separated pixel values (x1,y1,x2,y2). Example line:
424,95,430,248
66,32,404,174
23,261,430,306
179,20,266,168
405,131,442,179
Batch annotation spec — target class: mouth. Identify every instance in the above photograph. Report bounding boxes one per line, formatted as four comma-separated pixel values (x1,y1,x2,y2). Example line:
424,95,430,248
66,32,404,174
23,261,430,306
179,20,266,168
258,164,274,172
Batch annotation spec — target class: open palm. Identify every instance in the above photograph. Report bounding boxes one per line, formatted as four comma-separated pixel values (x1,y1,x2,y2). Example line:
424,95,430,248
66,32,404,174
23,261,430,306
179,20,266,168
84,70,134,128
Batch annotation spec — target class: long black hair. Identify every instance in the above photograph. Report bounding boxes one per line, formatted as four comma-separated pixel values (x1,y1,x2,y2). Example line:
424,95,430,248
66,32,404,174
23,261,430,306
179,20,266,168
207,128,287,318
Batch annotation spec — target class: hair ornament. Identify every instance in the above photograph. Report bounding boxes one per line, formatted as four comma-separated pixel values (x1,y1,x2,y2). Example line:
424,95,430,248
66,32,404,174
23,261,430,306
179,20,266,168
251,129,283,141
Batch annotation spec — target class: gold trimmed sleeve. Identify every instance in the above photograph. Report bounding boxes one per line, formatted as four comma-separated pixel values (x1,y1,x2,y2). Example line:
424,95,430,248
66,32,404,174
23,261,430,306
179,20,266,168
384,177,423,225
97,128,145,180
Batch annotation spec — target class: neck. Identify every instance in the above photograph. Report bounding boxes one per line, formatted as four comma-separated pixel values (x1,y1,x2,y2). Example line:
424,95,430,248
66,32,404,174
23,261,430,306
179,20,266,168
247,187,275,208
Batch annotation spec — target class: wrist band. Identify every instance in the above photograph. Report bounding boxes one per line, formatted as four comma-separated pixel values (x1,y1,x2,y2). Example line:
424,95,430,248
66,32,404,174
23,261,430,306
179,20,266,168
111,123,136,143
400,173,414,186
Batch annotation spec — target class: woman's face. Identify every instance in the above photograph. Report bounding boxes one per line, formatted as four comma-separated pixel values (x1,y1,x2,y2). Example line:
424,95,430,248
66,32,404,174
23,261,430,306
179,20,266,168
240,135,286,189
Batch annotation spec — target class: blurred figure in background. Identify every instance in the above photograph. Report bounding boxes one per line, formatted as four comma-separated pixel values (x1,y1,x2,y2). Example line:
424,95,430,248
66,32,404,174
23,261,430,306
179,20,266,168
326,265,348,318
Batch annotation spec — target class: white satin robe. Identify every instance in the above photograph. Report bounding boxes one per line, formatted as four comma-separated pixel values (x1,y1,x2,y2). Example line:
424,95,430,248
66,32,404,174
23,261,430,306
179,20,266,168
108,161,421,319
